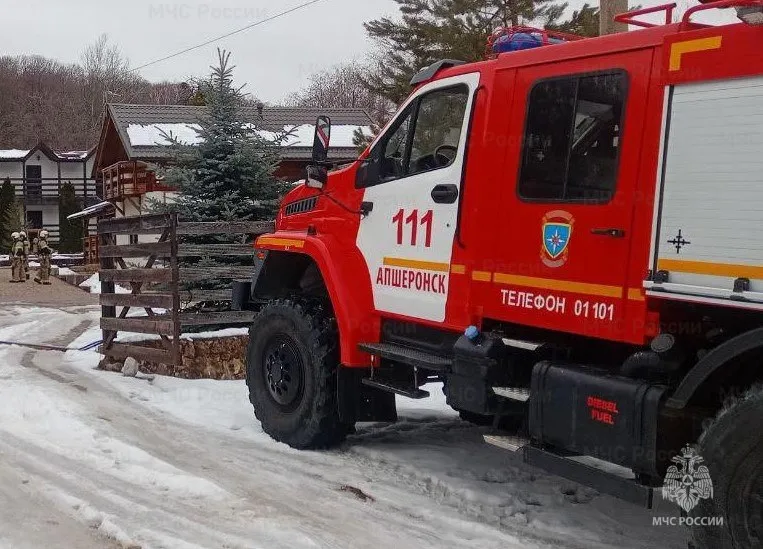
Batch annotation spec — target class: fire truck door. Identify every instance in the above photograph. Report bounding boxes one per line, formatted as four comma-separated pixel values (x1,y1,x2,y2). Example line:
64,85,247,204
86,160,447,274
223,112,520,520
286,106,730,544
356,72,480,323
495,51,651,340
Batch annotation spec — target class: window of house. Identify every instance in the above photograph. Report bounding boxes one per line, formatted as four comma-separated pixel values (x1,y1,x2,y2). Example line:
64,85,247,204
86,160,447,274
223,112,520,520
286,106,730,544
25,165,42,197
369,85,470,186
518,71,628,203
26,210,43,229
129,234,139,245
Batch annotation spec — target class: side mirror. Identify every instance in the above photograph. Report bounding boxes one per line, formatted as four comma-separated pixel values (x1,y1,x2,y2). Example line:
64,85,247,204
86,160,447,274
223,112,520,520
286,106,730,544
305,165,328,189
312,116,331,162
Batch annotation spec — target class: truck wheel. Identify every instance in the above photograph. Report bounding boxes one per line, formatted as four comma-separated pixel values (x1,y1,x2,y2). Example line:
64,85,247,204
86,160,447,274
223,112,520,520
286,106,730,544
691,387,763,549
246,299,348,449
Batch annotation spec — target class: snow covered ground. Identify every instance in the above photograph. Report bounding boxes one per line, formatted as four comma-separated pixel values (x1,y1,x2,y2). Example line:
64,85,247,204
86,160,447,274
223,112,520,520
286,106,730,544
56,267,78,276
79,273,132,294
0,306,687,549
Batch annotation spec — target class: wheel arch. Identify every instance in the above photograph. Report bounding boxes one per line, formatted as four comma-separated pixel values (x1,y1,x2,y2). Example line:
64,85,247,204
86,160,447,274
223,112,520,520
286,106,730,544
252,250,321,300
666,327,763,409
254,237,377,366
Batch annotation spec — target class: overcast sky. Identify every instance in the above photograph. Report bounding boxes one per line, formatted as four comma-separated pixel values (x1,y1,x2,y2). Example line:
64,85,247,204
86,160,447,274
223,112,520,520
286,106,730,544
1,0,736,104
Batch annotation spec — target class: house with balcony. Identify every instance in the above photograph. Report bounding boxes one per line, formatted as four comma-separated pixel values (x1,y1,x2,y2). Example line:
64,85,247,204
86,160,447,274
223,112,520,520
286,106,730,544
92,103,375,247
0,143,98,244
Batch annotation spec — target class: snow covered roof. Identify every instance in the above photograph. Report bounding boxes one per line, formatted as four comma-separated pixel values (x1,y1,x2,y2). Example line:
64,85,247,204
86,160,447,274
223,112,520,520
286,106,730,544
0,143,95,163
99,104,375,166
125,122,370,149
0,149,30,160
56,150,93,160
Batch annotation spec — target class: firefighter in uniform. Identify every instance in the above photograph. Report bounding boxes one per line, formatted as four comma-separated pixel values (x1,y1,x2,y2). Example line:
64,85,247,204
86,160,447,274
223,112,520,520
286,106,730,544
19,231,30,280
9,232,25,283
34,230,52,285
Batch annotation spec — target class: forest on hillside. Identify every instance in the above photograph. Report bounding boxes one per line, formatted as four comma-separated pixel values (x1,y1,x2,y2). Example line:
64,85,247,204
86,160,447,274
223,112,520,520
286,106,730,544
0,35,193,152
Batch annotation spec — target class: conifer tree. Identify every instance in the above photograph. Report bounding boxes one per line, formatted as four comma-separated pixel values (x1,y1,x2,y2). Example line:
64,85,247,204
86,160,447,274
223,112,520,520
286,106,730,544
159,49,290,223
154,49,291,295
0,178,15,250
548,3,600,36
364,0,593,103
4,199,22,237
58,182,83,252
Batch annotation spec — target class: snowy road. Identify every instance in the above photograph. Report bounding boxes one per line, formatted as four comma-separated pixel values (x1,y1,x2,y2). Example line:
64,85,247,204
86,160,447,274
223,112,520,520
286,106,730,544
0,306,687,549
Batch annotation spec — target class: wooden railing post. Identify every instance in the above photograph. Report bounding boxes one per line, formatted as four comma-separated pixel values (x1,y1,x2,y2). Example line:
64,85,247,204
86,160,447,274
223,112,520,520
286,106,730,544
99,224,116,356
170,213,181,370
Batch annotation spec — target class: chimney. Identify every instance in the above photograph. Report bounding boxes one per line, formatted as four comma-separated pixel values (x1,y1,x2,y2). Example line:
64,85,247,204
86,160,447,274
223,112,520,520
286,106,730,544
600,0,629,35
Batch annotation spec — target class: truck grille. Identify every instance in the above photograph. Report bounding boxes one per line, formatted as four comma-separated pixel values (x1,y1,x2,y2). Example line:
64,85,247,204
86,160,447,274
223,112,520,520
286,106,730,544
284,196,318,216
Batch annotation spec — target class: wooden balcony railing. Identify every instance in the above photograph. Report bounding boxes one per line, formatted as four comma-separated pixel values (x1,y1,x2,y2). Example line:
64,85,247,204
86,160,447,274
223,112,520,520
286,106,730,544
13,180,98,204
84,235,100,265
101,161,174,201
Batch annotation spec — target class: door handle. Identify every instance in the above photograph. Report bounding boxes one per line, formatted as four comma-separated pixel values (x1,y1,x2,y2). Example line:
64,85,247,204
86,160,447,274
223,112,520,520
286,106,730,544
431,184,459,204
591,227,626,238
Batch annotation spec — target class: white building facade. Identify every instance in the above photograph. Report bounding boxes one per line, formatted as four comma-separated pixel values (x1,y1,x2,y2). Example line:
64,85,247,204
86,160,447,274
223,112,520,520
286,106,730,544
0,143,98,243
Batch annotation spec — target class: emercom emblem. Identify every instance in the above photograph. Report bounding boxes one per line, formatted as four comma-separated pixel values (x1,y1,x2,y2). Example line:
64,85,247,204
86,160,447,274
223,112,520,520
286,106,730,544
662,445,714,513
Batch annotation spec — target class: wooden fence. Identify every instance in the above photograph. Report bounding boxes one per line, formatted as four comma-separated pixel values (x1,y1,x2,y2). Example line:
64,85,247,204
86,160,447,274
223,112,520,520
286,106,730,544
98,213,274,367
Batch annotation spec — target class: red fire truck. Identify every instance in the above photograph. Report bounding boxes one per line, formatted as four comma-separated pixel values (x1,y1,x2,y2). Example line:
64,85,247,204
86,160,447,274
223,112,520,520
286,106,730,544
234,2,763,546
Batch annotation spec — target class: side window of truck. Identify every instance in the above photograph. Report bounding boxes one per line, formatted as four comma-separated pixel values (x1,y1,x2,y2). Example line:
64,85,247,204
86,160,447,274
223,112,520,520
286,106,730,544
374,85,469,184
380,107,415,181
518,70,628,203
407,87,468,176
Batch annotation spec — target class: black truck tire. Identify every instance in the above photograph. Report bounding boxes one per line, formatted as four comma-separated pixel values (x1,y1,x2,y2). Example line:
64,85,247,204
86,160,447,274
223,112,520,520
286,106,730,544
691,387,763,549
246,299,349,449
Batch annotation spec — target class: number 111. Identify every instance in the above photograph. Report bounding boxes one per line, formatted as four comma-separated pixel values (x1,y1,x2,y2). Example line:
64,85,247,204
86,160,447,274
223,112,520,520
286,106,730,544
393,208,433,248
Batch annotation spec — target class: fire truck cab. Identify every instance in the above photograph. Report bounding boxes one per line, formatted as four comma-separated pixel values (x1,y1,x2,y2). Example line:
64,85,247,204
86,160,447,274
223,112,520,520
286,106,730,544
239,3,763,547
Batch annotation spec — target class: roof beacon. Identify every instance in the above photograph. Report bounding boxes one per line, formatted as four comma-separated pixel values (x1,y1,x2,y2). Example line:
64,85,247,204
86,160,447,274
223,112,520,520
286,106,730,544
486,26,583,59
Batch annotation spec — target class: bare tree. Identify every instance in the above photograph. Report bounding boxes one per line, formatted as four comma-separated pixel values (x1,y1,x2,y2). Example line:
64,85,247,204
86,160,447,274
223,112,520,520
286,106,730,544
80,34,130,82
0,55,89,149
149,81,195,105
288,62,395,151
80,34,135,136
288,62,394,126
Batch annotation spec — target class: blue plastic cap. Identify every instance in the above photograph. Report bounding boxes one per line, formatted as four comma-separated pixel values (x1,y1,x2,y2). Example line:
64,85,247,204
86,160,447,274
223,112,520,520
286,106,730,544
465,325,480,341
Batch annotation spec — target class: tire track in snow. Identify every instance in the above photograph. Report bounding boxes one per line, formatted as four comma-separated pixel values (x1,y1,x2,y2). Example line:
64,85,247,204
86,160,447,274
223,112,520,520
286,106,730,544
1,349,321,549
343,418,685,549
0,319,534,549
0,306,685,549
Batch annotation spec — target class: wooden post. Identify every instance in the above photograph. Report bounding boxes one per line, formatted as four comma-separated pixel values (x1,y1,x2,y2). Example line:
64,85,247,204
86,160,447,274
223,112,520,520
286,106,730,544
600,0,629,35
100,226,116,360
170,213,181,370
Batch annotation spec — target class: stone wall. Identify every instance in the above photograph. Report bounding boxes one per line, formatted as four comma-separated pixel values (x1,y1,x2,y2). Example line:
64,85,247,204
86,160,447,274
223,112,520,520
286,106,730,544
101,336,248,380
